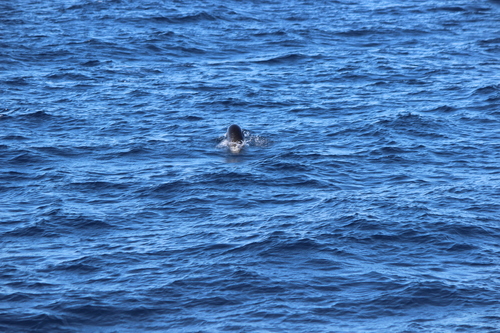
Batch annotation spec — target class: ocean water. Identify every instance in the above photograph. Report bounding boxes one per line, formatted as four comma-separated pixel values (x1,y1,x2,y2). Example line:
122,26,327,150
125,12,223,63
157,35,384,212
1,0,500,331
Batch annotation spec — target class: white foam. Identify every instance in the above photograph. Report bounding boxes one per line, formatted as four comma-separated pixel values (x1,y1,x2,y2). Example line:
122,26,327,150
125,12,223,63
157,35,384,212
217,138,247,153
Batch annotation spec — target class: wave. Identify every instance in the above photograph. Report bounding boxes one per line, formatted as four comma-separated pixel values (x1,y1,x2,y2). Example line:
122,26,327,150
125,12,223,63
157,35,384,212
252,53,309,64
3,77,30,86
473,84,500,95
428,6,467,12
151,11,219,24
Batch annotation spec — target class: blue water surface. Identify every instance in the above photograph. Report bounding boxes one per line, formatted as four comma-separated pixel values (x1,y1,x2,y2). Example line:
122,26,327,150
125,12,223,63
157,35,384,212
2,0,500,332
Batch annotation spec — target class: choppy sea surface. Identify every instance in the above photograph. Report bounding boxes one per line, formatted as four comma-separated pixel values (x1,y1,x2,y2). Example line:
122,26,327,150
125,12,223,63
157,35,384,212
2,0,500,332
